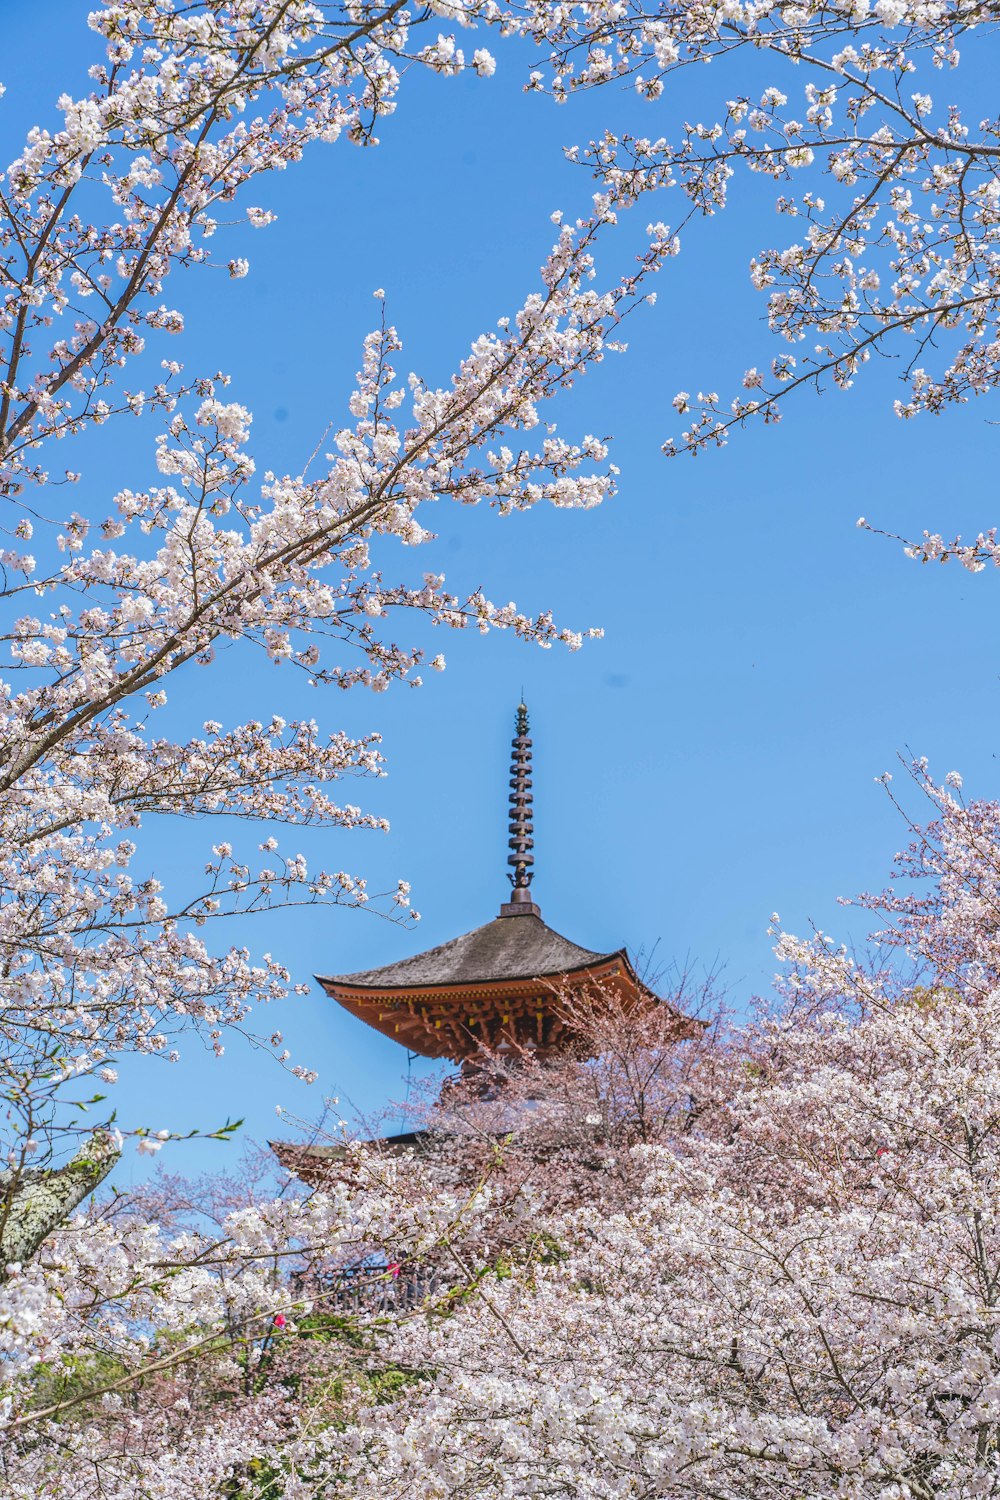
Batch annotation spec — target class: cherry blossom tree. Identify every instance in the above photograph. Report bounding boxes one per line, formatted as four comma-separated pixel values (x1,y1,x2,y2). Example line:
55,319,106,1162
4,2,1000,1493
0,2,672,1483
4,758,1000,1491
0,0,675,1201
0,1140,487,1498
336,994,999,1496
314,769,1000,1499
528,1,1000,581
0,18,680,1484
515,1,1000,451
11,768,993,1499
397,963,730,1212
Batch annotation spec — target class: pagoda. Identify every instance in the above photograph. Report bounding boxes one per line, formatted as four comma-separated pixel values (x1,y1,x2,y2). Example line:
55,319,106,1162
272,705,698,1182
314,704,691,1070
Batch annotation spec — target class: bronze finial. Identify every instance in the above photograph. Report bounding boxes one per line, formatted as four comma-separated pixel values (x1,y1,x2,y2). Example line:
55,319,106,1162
500,702,540,917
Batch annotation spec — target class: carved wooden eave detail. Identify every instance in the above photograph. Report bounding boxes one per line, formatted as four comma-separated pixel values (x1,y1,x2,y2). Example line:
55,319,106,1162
317,936,678,1062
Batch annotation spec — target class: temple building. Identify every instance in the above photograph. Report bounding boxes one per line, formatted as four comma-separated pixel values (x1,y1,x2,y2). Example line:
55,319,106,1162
273,705,696,1178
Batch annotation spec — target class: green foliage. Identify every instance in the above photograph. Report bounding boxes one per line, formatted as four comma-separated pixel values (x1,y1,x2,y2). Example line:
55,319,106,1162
224,1457,283,1500
293,1308,371,1350
533,1231,566,1265
322,1360,423,1408
906,985,961,1012
26,1349,130,1423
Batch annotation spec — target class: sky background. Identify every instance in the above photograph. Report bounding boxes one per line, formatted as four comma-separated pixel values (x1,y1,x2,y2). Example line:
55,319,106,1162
2,2,998,1186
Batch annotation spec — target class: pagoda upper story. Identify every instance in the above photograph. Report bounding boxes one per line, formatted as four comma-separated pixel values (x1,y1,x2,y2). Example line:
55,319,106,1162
317,705,693,1065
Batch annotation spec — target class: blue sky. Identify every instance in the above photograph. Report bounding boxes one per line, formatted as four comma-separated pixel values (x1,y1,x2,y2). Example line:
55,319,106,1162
3,3,998,1183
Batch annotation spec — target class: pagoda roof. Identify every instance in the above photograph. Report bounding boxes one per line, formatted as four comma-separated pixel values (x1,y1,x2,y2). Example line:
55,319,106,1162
312,704,695,1066
316,908,665,1063
319,911,618,994
272,1130,427,1186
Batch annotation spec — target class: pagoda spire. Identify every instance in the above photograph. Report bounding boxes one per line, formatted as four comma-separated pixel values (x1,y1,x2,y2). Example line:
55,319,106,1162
501,701,540,917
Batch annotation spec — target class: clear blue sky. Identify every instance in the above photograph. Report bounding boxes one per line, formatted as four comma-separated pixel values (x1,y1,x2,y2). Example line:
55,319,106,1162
3,3,998,1183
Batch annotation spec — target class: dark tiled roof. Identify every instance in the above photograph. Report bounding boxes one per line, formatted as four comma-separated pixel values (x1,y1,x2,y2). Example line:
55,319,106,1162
318,912,618,991
271,1131,425,1169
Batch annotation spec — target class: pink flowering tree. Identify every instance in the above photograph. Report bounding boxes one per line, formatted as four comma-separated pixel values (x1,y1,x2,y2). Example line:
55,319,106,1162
522,2,1000,580
316,769,1000,1497
0,15,681,1479
0,0,677,1212
514,1,1000,449
12,768,992,1497
0,2,675,1482
0,1142,490,1498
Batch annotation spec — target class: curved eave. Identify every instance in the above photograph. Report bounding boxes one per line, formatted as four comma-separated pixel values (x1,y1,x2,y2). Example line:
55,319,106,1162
318,951,684,1061
319,945,631,1000
272,1133,426,1185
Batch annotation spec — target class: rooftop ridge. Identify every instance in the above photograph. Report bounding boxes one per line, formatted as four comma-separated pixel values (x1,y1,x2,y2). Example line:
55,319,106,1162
317,911,614,991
